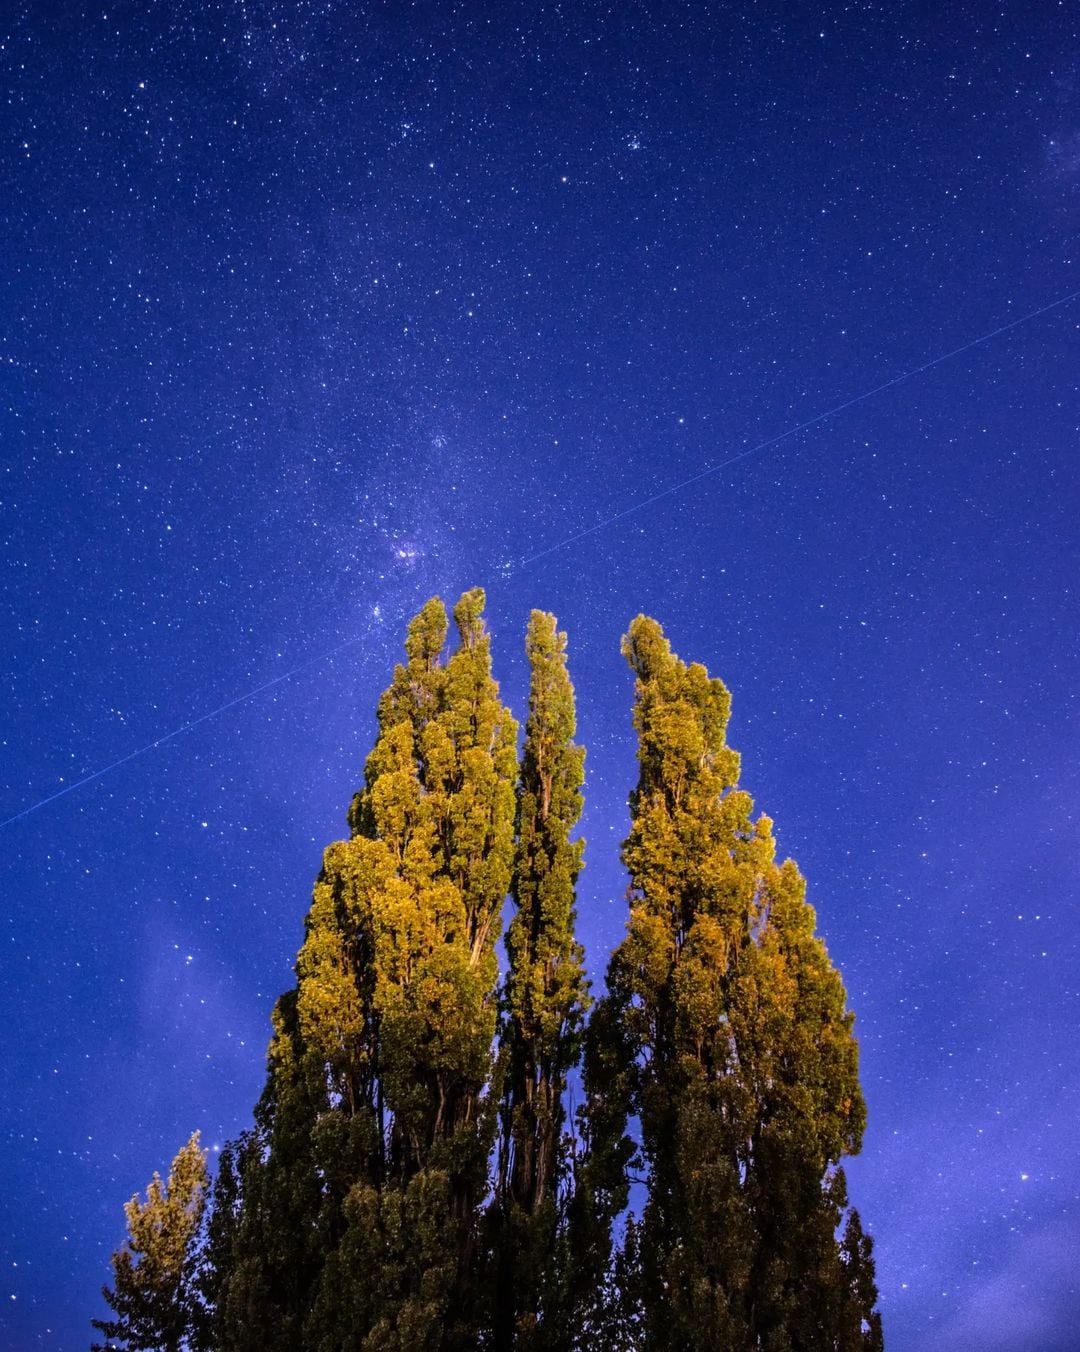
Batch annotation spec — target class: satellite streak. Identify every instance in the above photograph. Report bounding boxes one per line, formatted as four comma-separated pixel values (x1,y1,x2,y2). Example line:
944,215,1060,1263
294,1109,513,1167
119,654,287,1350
0,638,364,828
516,286,1080,567
4,285,1079,828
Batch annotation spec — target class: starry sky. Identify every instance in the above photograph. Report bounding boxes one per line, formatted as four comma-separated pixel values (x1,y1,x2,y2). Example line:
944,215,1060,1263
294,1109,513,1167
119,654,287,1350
2,2,1079,1347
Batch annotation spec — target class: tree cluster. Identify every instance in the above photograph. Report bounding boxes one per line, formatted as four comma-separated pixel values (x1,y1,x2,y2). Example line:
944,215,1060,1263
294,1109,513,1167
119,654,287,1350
95,591,882,1351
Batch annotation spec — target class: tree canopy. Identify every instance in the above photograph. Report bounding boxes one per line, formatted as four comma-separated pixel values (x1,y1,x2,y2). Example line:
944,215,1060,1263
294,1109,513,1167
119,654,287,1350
97,595,882,1351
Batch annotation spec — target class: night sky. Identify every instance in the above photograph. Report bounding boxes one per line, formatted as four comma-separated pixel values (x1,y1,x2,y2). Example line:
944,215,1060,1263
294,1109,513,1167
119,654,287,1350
3,3,1079,1348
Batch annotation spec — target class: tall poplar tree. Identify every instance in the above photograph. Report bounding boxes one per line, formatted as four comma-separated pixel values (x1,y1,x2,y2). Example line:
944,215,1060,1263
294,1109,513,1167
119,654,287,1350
599,615,881,1351
493,610,589,1348
92,1133,208,1352
209,590,518,1352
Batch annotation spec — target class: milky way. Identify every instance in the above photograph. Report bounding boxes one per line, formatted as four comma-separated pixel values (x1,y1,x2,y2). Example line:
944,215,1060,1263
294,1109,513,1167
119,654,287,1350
2,4,1079,1348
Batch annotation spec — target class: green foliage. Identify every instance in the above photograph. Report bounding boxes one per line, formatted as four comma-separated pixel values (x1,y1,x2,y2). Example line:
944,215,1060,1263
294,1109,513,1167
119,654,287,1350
111,597,882,1352
207,589,518,1349
492,611,589,1348
839,1204,885,1352
205,991,333,1351
595,614,881,1350
92,1133,208,1352
561,996,639,1350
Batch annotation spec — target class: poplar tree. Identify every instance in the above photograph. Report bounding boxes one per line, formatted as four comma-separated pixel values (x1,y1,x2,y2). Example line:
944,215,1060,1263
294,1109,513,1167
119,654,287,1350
492,611,589,1348
119,599,885,1351
600,616,881,1351
92,1132,209,1352
209,590,518,1351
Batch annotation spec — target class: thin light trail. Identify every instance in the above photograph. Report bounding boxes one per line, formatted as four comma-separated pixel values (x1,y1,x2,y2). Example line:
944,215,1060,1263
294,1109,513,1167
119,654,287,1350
4,284,1079,828
516,285,1080,569
0,636,365,828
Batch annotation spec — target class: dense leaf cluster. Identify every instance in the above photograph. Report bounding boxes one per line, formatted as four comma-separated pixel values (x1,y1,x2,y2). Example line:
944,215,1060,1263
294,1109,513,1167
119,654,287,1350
95,594,882,1351
93,1133,208,1352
